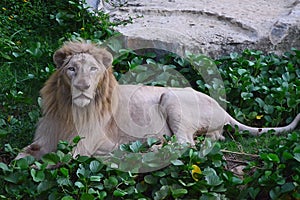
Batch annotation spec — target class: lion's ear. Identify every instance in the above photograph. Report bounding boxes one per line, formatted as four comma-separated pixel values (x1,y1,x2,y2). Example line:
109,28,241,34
94,49,113,68
53,49,67,69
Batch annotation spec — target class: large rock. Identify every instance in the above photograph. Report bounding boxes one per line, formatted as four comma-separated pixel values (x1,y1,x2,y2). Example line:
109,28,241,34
91,0,300,58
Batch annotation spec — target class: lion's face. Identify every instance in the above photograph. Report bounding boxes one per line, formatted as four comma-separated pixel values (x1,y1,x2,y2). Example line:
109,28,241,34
53,41,113,108
66,53,106,107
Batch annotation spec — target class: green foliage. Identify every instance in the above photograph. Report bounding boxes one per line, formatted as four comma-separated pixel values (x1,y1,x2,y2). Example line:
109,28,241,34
3,133,299,199
216,49,300,127
0,137,242,199
240,132,300,199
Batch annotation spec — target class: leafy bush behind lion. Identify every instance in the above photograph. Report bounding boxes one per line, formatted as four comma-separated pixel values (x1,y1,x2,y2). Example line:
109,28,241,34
16,41,300,160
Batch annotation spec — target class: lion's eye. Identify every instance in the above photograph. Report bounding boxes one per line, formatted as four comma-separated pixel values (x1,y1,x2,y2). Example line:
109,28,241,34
90,67,98,72
68,67,76,72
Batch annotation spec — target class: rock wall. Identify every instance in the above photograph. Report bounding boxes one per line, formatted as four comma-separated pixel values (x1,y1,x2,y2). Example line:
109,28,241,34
88,0,300,58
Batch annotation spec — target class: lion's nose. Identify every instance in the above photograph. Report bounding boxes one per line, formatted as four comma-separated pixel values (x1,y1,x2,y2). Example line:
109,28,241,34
74,80,90,91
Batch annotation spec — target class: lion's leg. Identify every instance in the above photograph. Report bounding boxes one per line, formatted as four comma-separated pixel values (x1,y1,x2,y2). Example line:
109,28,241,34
159,88,227,145
16,117,61,160
159,91,196,145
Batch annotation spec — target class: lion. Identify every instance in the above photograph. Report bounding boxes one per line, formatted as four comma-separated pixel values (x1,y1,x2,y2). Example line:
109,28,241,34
16,41,300,160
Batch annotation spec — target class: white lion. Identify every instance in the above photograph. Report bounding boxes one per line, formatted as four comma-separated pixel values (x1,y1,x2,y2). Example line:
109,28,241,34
16,41,300,159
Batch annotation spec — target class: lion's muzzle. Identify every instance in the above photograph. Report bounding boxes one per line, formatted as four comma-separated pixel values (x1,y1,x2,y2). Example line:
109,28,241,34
74,78,91,91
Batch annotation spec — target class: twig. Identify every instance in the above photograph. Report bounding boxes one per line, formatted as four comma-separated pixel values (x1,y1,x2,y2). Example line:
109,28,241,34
221,149,259,158
224,158,249,164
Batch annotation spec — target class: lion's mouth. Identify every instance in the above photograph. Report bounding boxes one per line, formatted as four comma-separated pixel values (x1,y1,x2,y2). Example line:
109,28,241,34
72,94,93,107
73,94,92,100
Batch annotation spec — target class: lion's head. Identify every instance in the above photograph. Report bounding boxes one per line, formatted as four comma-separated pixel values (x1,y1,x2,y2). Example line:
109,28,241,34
52,41,116,107
39,41,118,121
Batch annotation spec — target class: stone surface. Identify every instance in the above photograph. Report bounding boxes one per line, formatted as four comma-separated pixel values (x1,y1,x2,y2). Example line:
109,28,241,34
90,0,300,58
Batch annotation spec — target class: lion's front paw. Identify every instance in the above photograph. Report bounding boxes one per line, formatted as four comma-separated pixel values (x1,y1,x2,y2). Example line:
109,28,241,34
15,144,43,160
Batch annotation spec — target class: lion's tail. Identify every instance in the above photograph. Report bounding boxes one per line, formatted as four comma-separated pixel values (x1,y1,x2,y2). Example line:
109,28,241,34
226,113,300,136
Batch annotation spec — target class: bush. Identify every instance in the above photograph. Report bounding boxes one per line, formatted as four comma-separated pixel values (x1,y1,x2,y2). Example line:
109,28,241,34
0,137,242,199
1,133,300,199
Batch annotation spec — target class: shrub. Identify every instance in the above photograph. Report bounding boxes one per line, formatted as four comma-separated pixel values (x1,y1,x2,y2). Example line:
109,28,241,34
0,137,243,199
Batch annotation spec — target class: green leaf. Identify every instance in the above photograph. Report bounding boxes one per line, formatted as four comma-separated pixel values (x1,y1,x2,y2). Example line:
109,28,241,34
241,92,253,100
42,153,60,165
129,140,143,153
61,154,72,163
269,186,281,200
294,145,300,153
62,196,74,200
73,136,82,144
76,164,90,178
231,176,243,185
0,129,8,138
90,175,103,182
153,171,166,177
113,189,127,197
147,137,159,147
255,97,265,108
60,167,69,177
294,153,300,162
76,156,90,163
104,176,118,189
159,177,168,185
171,159,184,166
282,152,293,160
171,188,188,198
230,52,239,60
203,167,223,186
142,152,157,163
267,153,280,163
31,168,45,182
144,175,158,184
282,72,290,82
99,191,107,199
281,182,295,193
80,193,94,200
247,60,255,66
157,72,170,82
75,181,85,188
285,97,293,108
178,179,196,187
0,52,12,60
4,172,23,184
57,177,72,186
136,182,148,193
154,185,170,200
146,58,156,65
263,105,274,114
136,71,152,83
248,187,260,199
212,159,222,167
37,181,54,193
16,158,29,170
237,69,247,75
0,162,9,171
89,160,103,173
199,139,215,157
